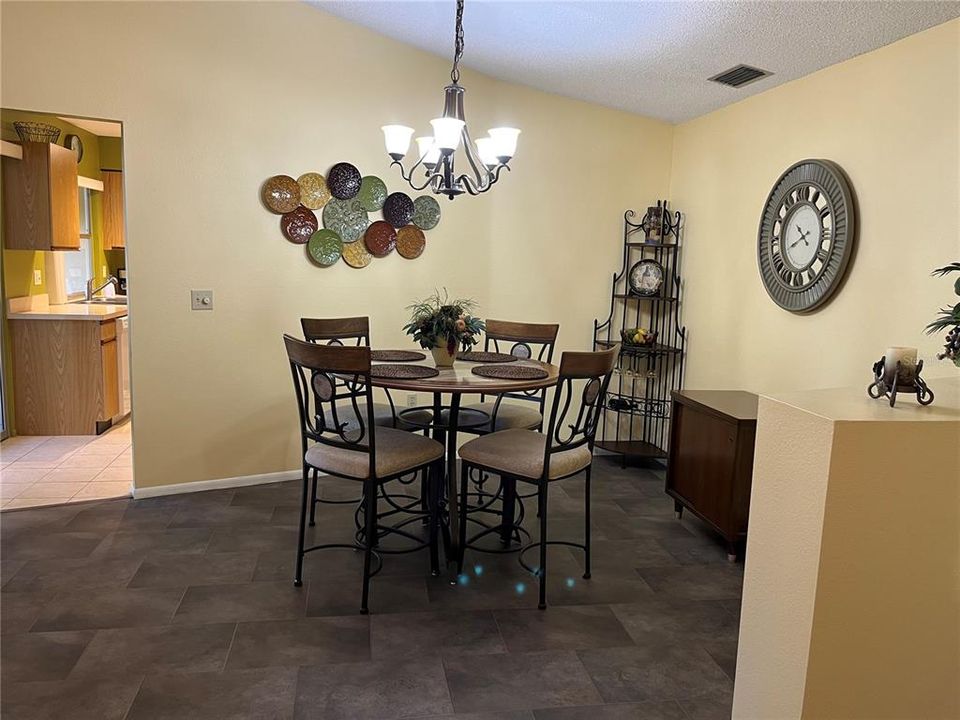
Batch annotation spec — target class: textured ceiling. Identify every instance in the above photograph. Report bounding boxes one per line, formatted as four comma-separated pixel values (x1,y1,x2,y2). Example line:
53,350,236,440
314,1,960,123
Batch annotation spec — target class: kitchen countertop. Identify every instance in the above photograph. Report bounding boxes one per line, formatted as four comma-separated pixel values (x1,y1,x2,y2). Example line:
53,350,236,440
7,303,128,322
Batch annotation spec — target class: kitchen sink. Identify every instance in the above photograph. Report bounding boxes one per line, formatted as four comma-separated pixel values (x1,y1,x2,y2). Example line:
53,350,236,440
73,296,128,305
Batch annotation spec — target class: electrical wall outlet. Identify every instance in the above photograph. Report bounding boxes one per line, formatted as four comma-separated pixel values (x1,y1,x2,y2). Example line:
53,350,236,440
33,269,42,286
190,289,213,311
406,393,418,407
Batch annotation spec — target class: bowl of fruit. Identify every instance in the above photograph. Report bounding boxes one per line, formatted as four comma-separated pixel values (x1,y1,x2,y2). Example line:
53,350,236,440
621,327,658,346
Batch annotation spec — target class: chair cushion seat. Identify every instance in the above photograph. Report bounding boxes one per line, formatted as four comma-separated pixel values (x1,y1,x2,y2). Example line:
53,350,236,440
462,402,542,431
322,402,397,433
306,427,443,480
458,429,592,480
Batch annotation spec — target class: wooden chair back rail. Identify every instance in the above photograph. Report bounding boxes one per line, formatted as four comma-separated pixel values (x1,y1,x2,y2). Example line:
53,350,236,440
558,346,618,379
301,316,370,343
484,319,560,344
284,334,371,373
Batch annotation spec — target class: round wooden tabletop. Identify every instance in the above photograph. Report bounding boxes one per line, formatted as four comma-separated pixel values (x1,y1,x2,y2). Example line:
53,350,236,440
368,354,560,394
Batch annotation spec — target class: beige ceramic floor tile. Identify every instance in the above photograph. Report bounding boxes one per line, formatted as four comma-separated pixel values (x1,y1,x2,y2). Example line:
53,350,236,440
108,455,133,468
72,444,124,458
3,497,73,509
41,467,104,483
91,466,133,483
1,467,53,484
18,481,88,499
73,481,131,500
0,483,31,500
59,453,117,470
15,446,80,466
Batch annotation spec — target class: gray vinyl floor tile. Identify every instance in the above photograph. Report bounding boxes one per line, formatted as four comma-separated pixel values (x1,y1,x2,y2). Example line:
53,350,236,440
0,459,739,719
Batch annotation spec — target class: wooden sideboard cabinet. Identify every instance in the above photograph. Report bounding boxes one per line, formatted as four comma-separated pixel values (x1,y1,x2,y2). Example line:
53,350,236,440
666,390,758,560
101,170,126,249
2,141,80,250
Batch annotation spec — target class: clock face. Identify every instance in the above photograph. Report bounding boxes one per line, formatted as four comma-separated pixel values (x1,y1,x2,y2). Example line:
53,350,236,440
757,160,855,313
64,134,83,163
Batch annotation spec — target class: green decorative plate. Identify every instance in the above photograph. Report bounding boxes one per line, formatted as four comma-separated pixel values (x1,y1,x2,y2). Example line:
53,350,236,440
357,176,388,212
322,198,369,243
307,229,343,267
412,195,441,230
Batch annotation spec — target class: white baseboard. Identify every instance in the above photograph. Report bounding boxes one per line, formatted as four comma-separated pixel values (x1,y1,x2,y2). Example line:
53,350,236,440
133,469,301,499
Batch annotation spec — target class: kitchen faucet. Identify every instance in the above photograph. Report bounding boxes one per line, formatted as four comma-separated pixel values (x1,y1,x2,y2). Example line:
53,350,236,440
86,276,120,301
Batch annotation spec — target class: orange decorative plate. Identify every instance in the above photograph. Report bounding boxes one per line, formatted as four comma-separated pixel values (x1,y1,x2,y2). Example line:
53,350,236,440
396,225,426,259
262,175,301,214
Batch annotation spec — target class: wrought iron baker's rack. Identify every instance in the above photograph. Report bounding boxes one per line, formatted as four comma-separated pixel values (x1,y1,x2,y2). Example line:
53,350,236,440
593,203,687,464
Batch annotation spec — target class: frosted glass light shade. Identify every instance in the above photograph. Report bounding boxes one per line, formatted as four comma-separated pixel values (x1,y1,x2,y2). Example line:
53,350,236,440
416,136,441,166
488,127,521,159
430,117,465,151
381,125,414,158
475,137,499,167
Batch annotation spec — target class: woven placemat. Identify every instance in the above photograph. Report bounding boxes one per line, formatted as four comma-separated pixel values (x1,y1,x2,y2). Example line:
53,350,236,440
458,351,518,363
370,349,427,362
371,364,439,379
471,364,549,381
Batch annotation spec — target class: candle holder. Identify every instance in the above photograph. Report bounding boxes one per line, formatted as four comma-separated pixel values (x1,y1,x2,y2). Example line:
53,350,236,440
867,356,935,407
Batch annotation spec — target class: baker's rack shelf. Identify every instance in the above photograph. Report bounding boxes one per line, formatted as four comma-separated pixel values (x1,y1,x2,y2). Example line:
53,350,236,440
593,203,687,463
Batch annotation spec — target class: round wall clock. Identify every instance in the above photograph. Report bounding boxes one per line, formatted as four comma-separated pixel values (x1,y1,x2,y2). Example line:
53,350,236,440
757,159,856,313
64,134,83,163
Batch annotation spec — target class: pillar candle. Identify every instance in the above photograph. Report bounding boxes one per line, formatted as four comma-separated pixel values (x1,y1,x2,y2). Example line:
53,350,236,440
884,346,917,383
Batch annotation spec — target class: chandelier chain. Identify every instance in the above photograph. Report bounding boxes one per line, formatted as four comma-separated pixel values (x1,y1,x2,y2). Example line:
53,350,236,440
451,0,465,84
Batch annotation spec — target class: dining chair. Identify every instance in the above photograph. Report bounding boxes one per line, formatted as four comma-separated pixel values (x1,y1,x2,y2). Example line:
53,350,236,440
456,345,618,609
301,316,425,524
463,319,560,433
283,335,445,614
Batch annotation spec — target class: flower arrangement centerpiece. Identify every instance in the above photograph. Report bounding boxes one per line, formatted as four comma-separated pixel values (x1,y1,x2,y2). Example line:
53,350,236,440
926,261,960,367
404,289,485,366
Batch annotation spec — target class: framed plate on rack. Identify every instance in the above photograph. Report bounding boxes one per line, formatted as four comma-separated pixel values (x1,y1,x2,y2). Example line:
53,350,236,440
628,259,664,297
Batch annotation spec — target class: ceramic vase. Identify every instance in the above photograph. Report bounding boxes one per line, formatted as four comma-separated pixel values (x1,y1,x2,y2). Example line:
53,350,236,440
430,343,457,367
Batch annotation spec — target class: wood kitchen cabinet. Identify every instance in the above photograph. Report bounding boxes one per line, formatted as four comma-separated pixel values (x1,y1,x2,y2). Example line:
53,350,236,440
666,390,758,560
101,170,125,249
10,317,121,434
2,141,80,250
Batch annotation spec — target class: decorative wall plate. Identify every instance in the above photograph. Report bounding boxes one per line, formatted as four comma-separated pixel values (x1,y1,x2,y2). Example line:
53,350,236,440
396,225,426,259
364,221,397,257
280,206,318,244
357,176,388,212
342,240,372,268
322,198,370,243
412,196,441,230
327,162,362,200
628,259,664,296
297,173,331,210
383,192,415,228
307,229,343,267
262,175,301,213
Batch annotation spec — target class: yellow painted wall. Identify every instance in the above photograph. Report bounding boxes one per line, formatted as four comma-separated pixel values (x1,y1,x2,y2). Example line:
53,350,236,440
737,380,960,719
669,20,960,393
0,1,673,487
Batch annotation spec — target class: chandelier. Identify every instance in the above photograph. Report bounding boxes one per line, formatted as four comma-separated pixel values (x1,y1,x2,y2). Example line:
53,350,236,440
381,0,520,200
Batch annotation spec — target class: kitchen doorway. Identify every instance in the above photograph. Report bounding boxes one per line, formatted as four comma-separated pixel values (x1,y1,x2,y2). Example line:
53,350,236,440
0,109,132,509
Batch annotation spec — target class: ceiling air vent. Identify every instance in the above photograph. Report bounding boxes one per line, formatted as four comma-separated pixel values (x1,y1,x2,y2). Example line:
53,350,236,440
708,65,771,89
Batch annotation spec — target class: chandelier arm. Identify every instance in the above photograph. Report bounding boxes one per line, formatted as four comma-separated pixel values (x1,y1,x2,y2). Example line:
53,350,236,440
390,158,441,192
456,163,509,195
459,125,490,190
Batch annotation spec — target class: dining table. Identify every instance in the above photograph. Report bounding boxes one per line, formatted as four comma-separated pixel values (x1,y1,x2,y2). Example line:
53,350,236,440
368,351,561,565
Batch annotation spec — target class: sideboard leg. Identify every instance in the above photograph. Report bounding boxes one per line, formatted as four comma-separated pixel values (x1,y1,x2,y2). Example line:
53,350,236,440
673,501,684,520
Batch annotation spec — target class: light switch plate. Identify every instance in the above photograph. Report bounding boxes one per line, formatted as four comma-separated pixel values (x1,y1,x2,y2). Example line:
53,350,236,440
406,393,418,407
190,290,213,311
33,269,42,286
